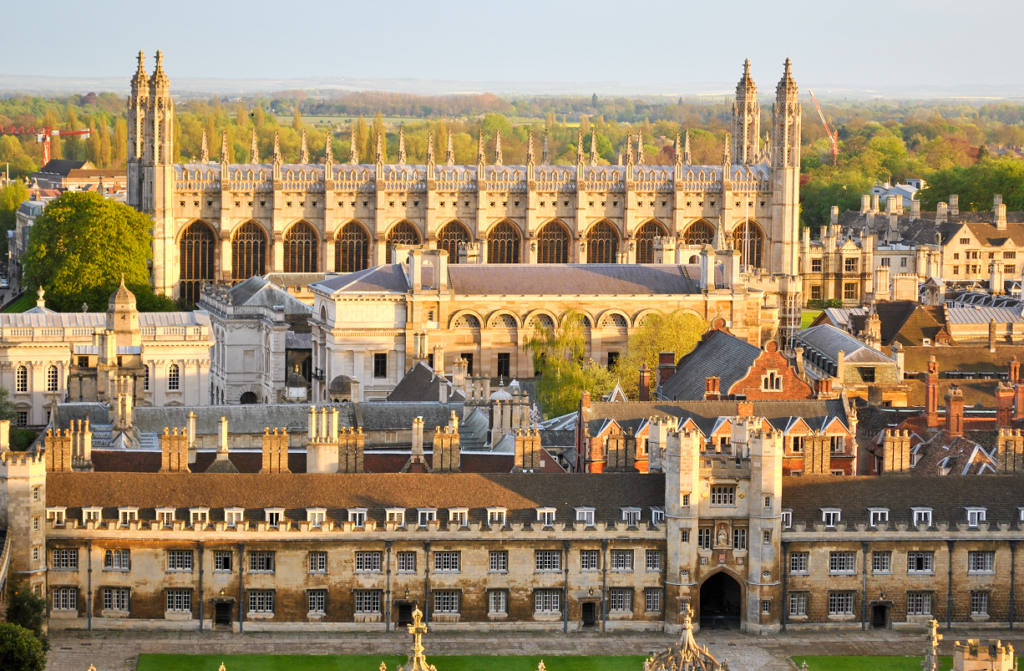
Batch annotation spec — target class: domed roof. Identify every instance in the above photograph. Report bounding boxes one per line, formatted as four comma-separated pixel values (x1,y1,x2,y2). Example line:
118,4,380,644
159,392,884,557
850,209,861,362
489,379,512,401
329,375,353,395
108,274,137,312
287,372,307,388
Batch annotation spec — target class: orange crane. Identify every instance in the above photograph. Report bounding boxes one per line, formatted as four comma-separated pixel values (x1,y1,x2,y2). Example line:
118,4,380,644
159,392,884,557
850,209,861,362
808,90,838,166
0,126,92,166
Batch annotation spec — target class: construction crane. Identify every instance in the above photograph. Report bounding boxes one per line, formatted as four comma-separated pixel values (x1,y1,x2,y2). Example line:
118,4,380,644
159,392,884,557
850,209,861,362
0,126,92,166
807,90,839,166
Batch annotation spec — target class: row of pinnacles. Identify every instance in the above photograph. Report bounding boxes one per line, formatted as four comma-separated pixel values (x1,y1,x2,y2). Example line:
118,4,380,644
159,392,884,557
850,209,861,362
44,420,93,472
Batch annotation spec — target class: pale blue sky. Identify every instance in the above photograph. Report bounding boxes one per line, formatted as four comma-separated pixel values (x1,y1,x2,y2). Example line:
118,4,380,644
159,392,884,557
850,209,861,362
6,0,1023,90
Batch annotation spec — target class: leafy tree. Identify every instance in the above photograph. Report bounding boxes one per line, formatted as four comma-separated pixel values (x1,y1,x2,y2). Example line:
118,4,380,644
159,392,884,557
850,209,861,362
920,157,1024,212
611,311,707,400
292,108,303,131
525,310,616,419
23,192,174,312
0,623,46,671
5,577,48,653
0,181,29,257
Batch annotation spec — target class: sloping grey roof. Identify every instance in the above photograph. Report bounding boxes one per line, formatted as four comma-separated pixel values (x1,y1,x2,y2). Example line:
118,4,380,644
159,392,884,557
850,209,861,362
659,329,763,400
285,332,312,349
139,312,211,327
458,407,490,451
312,265,410,294
0,310,209,329
795,324,894,365
263,272,330,288
133,405,355,435
946,306,1024,324
226,276,311,314
448,264,699,295
387,362,465,403
359,402,462,432
39,160,88,176
53,403,110,429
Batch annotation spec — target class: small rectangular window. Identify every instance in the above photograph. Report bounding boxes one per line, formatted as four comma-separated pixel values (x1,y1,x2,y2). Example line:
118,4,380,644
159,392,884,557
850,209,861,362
869,509,889,526
534,589,561,613
872,551,892,574
908,592,932,615
829,551,856,574
971,592,989,615
433,591,460,614
968,551,994,573
646,550,661,571
733,528,747,550
697,528,712,549
859,367,875,383
610,550,633,571
214,552,232,572
489,590,508,615
51,548,78,570
967,508,986,528
249,552,275,573
497,352,511,379
349,510,367,528
843,283,857,300
53,587,77,611
811,259,822,272
646,589,663,613
609,588,633,612
789,593,807,616
761,600,771,615
248,591,274,614
535,550,561,572
710,486,735,506
580,550,599,571
908,551,934,573
790,552,808,574
103,587,130,612
166,590,191,612
822,509,841,527
622,509,641,526
167,550,193,571
487,510,506,527
308,590,326,615
355,590,382,614
828,592,854,615
576,509,595,527
373,353,387,379
355,551,382,572
418,510,436,527
434,551,460,572
913,509,932,527
103,549,130,571
490,550,508,572
781,511,792,529
309,551,327,573
397,551,416,573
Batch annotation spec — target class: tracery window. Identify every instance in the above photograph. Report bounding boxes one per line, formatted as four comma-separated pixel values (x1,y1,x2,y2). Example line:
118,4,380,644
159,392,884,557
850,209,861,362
537,221,569,264
283,222,318,273
733,221,764,269
492,314,517,329
487,221,521,264
179,221,215,305
453,314,480,328
385,221,421,263
436,222,470,264
634,220,665,264
231,222,267,280
682,220,714,246
530,314,555,331
335,222,369,273
586,221,619,264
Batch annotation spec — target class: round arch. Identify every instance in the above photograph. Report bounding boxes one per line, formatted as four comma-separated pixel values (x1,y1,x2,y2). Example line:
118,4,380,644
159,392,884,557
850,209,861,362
682,220,715,246
732,220,764,269
385,221,422,263
486,310,522,330
585,220,619,264
523,308,560,332
240,391,259,405
178,219,216,305
632,308,663,329
486,220,521,264
436,220,472,264
634,220,667,264
335,220,370,273
697,567,745,627
536,220,571,264
560,310,595,329
596,309,632,329
448,309,484,330
283,220,319,273
231,221,268,281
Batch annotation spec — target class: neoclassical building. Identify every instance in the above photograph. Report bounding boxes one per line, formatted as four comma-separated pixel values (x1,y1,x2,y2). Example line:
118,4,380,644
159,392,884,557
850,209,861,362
128,53,803,308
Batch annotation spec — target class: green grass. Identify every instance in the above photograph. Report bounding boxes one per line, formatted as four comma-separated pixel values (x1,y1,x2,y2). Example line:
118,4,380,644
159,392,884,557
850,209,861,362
801,310,822,329
792,656,953,671
2,292,33,313
138,655,646,671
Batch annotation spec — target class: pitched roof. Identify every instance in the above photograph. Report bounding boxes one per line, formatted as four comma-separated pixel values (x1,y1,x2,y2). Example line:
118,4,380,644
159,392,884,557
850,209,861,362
659,329,763,400
387,362,466,403
37,160,89,176
312,265,410,294
219,276,311,314
447,264,699,295
795,324,894,365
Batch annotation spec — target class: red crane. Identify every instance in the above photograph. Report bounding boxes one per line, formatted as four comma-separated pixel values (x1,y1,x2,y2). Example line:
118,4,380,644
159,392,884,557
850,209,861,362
0,126,92,166
808,90,838,166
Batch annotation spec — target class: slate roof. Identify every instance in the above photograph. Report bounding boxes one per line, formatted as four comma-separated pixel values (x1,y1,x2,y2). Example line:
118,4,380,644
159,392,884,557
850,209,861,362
312,265,411,294
781,474,1024,528
795,324,894,365
447,264,699,295
837,208,1024,248
219,276,311,314
132,405,356,435
38,160,89,176
659,329,763,401
945,306,1024,325
0,310,210,329
45,472,663,526
387,361,466,403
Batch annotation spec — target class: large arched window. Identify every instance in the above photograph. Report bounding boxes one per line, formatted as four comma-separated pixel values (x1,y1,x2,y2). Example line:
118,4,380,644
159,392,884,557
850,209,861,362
284,222,318,273
437,221,471,264
487,221,521,264
682,220,715,246
586,221,619,264
46,365,58,392
179,221,215,305
733,221,764,269
634,220,666,264
385,221,421,263
231,222,267,280
15,365,27,393
335,222,369,273
537,221,570,264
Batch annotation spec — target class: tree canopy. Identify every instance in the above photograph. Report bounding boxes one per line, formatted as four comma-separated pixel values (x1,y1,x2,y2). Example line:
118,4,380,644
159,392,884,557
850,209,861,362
22,192,175,312
611,311,708,400
0,624,46,671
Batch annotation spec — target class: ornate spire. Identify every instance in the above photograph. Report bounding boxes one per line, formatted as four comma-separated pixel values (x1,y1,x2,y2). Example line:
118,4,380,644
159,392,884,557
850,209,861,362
397,126,407,165
625,134,635,166
403,607,433,671
477,131,485,165
324,131,333,165
131,51,148,95
200,128,209,163
576,127,584,164
589,131,598,166
220,129,229,164
542,133,550,164
674,132,682,167
733,58,761,164
683,130,692,164
494,130,503,166
150,49,170,92
723,131,732,170
299,129,309,163
272,131,282,164
636,132,645,165
349,128,358,164
426,131,435,166
526,130,535,166
375,132,385,164
778,57,798,96
445,129,455,166
250,128,259,163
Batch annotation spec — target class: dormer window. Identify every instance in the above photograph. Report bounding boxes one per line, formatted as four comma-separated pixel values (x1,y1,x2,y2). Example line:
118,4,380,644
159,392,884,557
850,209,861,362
621,507,642,527
118,507,139,527
449,507,469,527
224,507,244,528
386,508,406,526
348,508,367,528
307,508,326,528
537,507,556,527
651,507,665,526
82,507,102,525
966,507,986,528
155,507,175,527
821,508,841,528
781,510,792,529
189,507,210,528
46,507,67,527
912,507,933,528
575,507,595,527
265,508,284,528
418,508,437,527
486,507,507,527
868,508,889,527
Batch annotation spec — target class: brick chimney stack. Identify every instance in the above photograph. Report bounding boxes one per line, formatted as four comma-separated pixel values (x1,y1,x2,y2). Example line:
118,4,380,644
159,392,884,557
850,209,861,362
657,352,676,388
945,384,965,437
996,383,1014,427
638,363,651,401
925,356,940,427
704,377,721,401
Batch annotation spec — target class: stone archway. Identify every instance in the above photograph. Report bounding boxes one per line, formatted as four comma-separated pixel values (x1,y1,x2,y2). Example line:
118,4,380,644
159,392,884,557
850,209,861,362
699,571,742,630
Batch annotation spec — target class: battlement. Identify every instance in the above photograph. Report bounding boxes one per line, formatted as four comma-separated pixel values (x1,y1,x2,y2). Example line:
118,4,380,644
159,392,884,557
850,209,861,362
0,448,46,477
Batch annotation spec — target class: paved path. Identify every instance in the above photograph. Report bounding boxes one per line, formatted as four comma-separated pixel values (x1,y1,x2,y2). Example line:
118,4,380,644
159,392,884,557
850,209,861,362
46,626,1024,671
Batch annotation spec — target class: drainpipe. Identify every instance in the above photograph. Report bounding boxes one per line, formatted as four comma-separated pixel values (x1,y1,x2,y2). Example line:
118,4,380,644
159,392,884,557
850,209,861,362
423,541,431,624
780,540,788,632
385,541,392,633
238,542,245,633
860,541,868,630
86,540,92,631
563,540,570,634
601,540,608,633
946,540,954,630
198,542,204,632
1010,541,1017,630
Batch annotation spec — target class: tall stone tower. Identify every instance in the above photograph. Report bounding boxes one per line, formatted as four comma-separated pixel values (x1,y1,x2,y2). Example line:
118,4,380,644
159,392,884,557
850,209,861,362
138,50,175,295
126,51,149,209
732,59,760,165
770,58,801,277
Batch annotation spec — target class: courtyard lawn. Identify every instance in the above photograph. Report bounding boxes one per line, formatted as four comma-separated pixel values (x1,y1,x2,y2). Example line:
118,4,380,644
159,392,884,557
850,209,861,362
138,654,647,671
2,292,33,313
792,656,953,671
801,310,822,329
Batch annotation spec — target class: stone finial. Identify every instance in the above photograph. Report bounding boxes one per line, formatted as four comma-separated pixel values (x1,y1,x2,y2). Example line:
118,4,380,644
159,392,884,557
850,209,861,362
723,132,732,170
476,131,485,165
272,131,282,164
538,662,546,671
636,131,645,165
674,132,682,167
445,129,455,166
541,133,550,164
219,664,226,671
625,133,635,165
683,129,692,164
349,127,358,164
526,130,535,166
220,129,229,164
324,130,333,165
494,130,503,166
36,286,45,309
299,129,309,163
200,128,209,163
375,132,385,164
250,128,259,163
426,131,435,166
589,130,598,166
398,126,407,165
576,127,584,164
